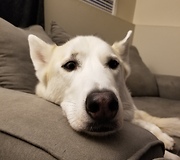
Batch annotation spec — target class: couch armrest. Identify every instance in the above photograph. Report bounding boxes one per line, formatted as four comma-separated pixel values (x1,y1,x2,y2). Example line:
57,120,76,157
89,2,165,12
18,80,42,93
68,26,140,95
0,87,164,160
156,75,180,100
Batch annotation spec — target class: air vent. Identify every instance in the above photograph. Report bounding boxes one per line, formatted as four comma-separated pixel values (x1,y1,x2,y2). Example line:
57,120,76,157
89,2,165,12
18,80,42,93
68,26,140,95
83,0,117,15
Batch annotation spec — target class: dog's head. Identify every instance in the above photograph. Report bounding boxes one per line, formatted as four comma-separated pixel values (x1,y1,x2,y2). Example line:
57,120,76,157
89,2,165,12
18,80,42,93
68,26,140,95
28,31,134,135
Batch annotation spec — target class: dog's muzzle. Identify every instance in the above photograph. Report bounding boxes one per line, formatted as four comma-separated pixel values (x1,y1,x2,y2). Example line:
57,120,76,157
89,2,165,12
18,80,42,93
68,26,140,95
85,90,119,134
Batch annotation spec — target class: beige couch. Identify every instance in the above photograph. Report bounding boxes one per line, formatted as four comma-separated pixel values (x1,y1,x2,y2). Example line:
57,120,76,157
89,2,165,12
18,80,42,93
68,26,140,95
0,18,180,159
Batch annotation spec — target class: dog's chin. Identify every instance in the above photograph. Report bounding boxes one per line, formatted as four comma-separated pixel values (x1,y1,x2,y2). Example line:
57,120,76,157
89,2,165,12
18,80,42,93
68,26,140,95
83,121,120,136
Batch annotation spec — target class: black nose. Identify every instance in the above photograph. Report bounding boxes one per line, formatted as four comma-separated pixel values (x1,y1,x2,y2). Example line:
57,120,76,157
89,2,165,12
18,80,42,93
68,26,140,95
85,90,119,122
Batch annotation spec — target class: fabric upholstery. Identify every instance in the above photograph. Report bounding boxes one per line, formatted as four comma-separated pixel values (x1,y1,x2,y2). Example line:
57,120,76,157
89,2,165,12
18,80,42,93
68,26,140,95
0,132,56,160
156,75,180,100
133,97,180,156
0,18,53,94
50,21,72,46
126,46,159,97
0,87,164,160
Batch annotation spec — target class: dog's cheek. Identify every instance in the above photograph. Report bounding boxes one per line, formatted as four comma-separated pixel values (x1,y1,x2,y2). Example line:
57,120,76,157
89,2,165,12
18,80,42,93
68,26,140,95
60,101,88,132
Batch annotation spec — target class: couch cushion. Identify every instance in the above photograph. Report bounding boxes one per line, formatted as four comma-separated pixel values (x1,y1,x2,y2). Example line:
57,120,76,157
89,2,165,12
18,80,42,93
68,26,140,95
126,46,159,97
0,18,53,94
156,75,180,100
133,97,180,156
0,132,56,160
0,87,164,160
50,21,72,46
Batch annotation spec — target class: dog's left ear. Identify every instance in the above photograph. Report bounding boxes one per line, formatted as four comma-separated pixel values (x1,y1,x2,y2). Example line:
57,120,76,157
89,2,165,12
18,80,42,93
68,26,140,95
112,30,132,79
112,30,132,62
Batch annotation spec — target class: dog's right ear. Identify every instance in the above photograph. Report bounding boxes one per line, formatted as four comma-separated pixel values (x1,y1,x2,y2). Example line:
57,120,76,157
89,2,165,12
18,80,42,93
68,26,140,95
28,35,55,72
28,35,56,84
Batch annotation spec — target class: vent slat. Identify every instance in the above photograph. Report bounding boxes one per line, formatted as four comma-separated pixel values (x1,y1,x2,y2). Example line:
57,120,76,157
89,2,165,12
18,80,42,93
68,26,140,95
83,0,115,14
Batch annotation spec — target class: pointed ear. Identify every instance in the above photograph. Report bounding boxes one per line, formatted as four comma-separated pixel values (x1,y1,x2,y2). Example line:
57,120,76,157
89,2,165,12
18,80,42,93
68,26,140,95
28,35,55,72
112,31,132,79
112,30,132,62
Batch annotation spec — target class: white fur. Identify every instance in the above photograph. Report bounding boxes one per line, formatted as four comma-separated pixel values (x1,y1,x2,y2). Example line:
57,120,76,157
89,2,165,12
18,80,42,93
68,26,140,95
28,31,180,159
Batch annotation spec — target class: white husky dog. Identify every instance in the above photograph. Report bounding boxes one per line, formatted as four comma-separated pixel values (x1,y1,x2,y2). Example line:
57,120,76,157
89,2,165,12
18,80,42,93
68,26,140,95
28,31,180,159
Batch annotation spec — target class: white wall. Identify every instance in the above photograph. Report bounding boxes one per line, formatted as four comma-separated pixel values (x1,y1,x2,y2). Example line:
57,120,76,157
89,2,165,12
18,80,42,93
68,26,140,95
116,0,136,23
44,0,134,44
132,25,180,76
115,0,180,76
131,0,180,76
133,0,180,27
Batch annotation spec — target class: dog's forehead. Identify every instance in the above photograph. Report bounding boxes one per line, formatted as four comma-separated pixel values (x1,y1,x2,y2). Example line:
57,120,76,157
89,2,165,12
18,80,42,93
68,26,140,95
63,36,115,58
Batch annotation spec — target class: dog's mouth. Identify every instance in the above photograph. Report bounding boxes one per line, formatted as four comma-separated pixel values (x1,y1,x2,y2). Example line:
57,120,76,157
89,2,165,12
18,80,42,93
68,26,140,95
85,121,120,135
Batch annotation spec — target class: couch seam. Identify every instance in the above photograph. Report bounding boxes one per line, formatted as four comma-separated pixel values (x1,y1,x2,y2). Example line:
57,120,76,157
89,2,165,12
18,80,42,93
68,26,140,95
0,130,59,160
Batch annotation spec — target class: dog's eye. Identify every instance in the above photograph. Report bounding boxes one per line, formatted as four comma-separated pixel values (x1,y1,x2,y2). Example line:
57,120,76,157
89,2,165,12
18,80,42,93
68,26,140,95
107,59,119,69
62,61,78,71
